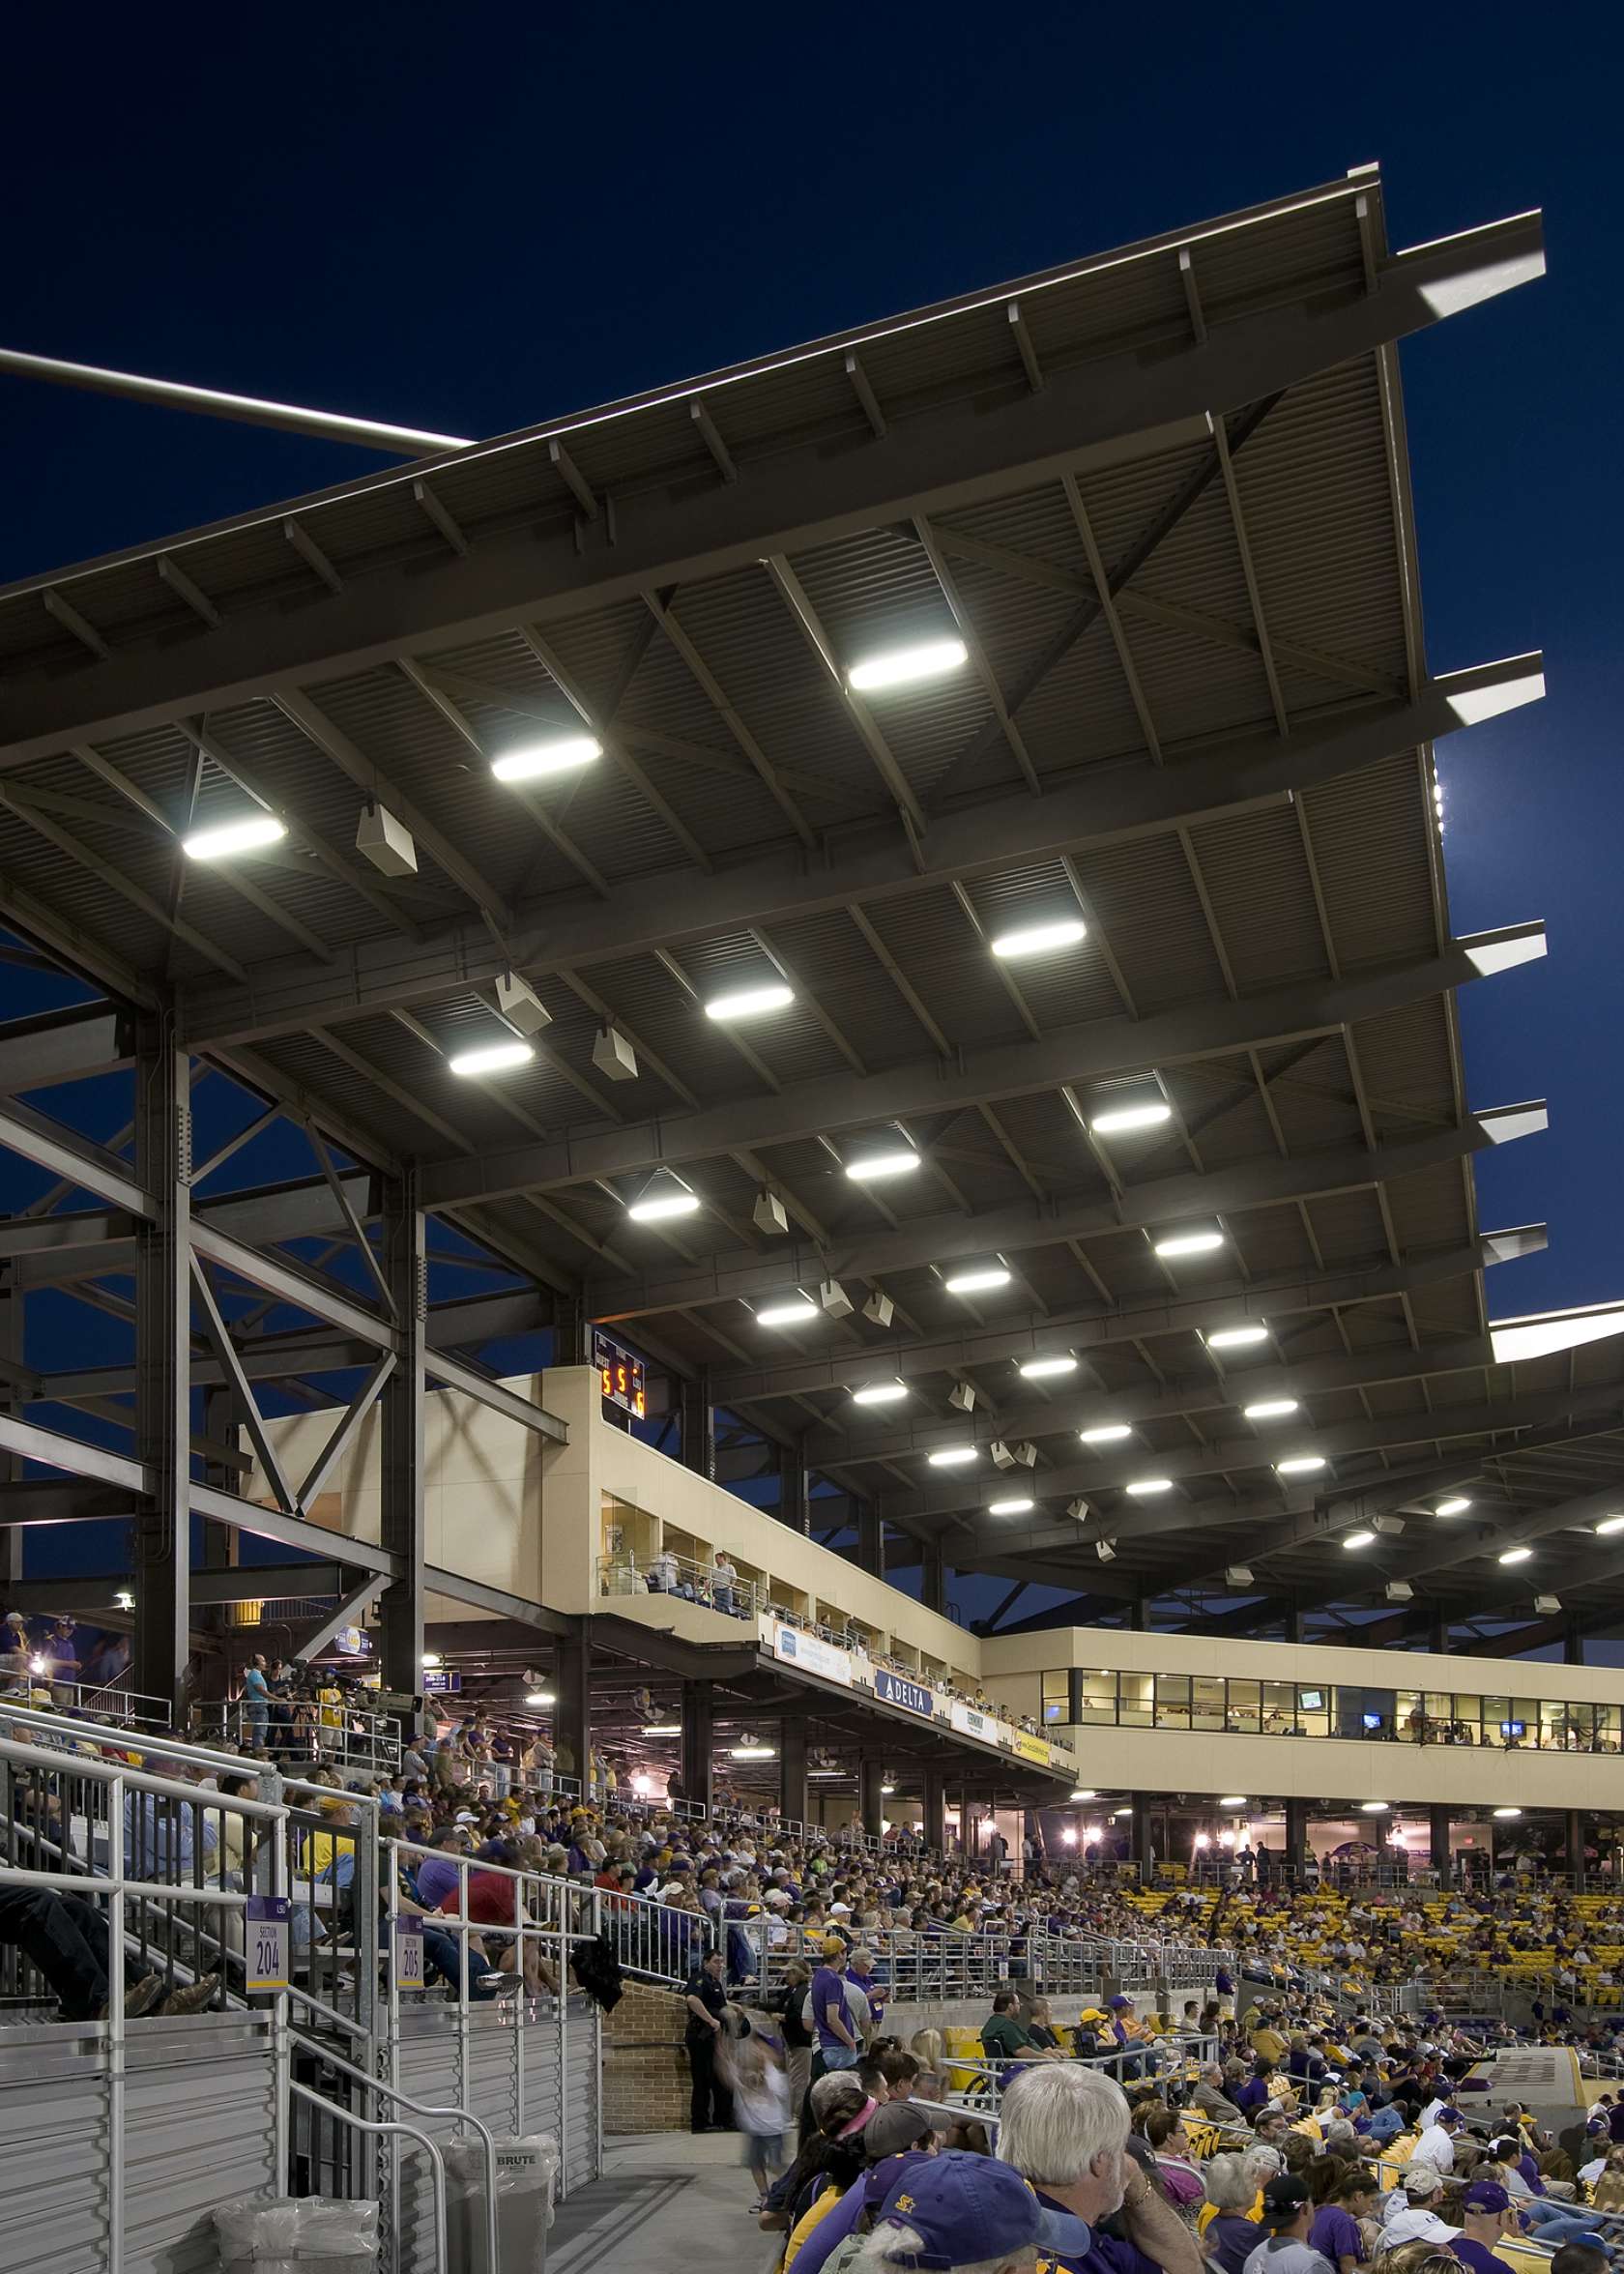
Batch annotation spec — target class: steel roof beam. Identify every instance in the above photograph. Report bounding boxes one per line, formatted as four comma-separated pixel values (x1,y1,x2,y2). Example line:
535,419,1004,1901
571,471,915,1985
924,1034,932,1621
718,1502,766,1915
0,205,1542,769
0,1095,157,1216
707,1231,1537,1405
0,1004,127,1095
176,655,1543,1049
584,1103,1543,1324
418,925,1544,1211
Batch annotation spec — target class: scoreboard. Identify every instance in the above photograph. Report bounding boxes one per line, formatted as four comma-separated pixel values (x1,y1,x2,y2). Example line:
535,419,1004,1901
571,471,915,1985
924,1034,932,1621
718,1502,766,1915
593,1328,646,1419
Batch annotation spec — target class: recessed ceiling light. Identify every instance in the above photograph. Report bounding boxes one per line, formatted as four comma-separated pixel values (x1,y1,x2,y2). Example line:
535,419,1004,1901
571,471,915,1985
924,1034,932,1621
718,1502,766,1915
491,735,602,782
845,1148,921,1181
989,1496,1034,1515
1204,1325,1269,1350
1089,1101,1174,1136
1597,1516,1624,1536
449,1039,536,1078
1154,1229,1224,1258
1342,1530,1376,1550
1276,1455,1327,1476
705,983,794,1021
183,814,287,860
1019,1355,1077,1381
847,637,967,692
1360,1800,1390,1814
1080,1423,1132,1445
755,1298,822,1327
1125,1477,1173,1498
1243,1398,1300,1420
851,1381,908,1407
927,1445,978,1468
989,917,1088,960
1497,1545,1532,1565
944,1267,1011,1295
1436,1497,1473,1517
626,1182,702,1222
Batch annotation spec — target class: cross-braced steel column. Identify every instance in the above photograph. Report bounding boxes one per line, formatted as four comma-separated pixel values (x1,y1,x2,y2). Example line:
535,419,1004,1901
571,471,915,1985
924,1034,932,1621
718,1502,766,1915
377,1174,425,1697
132,1020,191,1713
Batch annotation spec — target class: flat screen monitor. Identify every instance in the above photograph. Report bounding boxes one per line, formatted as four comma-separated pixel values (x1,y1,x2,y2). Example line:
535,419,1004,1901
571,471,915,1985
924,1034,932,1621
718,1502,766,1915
1299,1689,1323,1710
1500,1719,1525,1737
1362,1712,1383,1731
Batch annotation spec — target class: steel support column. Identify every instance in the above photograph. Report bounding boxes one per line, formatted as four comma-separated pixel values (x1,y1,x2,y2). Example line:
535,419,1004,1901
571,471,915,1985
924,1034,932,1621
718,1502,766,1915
1568,1811,1585,1882
377,1175,425,1699
856,1503,883,1577
682,1372,715,1482
780,1717,808,1825
920,1542,945,1616
923,1768,946,1853
778,1440,810,1535
1285,1797,1310,1877
554,1627,592,1795
858,1758,885,1841
682,1677,713,1814
1430,1805,1452,1878
131,1020,190,1714
1565,1620,1586,1666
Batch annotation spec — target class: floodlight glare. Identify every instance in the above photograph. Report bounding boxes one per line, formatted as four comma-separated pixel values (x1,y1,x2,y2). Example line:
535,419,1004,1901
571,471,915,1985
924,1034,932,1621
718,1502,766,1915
491,735,602,782
847,636,967,691
704,983,794,1021
449,1040,536,1078
182,814,287,860
989,918,1088,960
1089,1101,1174,1136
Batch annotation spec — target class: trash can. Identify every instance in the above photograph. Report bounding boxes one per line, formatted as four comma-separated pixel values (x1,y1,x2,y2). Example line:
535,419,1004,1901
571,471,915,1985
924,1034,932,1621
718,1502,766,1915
216,2195,380,2272
444,2134,558,2274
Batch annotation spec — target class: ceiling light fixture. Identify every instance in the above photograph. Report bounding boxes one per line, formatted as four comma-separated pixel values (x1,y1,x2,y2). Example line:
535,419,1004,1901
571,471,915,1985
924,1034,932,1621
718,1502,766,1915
1089,1101,1174,1136
525,1690,556,1706
1360,1801,1390,1814
626,1181,702,1222
845,1147,921,1181
851,1381,908,1407
943,1266,1011,1295
1497,1545,1532,1565
182,813,287,860
1018,1355,1077,1381
1070,1789,1096,1802
1218,1796,1248,1809
989,917,1088,960
1154,1229,1224,1258
1244,1398,1300,1420
1436,1497,1473,1517
491,734,602,782
1342,1530,1377,1550
847,636,968,692
449,1039,536,1078
1080,1423,1132,1445
730,1742,778,1761
989,1496,1034,1516
927,1445,978,1468
641,1722,682,1736
755,1298,822,1327
1276,1455,1327,1476
1204,1325,1269,1350
1493,1807,1522,1820
1597,1516,1624,1536
420,1652,442,1669
1125,1477,1173,1498
704,983,795,1021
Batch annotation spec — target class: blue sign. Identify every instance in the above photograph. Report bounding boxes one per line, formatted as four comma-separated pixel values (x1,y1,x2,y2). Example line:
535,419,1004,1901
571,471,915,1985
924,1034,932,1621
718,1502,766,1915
422,1669,463,1694
875,1668,935,1718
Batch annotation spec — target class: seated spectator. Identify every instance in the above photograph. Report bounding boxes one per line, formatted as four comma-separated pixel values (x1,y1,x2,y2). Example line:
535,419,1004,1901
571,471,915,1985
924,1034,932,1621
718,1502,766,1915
849,2148,1043,2274
978,1988,1062,2069
0,1885,216,2020
995,2062,1204,2274
1310,2164,1376,2274
1204,2152,1263,2274
1242,2172,1333,2274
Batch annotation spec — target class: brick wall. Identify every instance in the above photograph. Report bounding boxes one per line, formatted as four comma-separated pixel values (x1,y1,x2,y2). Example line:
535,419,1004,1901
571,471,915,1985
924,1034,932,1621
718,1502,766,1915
602,1980,691,2134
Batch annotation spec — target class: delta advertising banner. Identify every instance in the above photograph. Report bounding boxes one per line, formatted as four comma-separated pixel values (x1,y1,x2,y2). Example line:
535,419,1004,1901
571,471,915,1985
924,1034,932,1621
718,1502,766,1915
874,1667,935,1719
771,1623,853,1688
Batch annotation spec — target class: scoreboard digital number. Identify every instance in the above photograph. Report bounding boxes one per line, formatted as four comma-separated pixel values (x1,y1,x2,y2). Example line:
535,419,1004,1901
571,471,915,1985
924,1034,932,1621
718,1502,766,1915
594,1329,646,1419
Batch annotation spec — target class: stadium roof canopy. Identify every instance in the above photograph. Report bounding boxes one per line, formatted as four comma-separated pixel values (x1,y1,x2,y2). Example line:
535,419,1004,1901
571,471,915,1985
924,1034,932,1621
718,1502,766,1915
3,162,1611,1647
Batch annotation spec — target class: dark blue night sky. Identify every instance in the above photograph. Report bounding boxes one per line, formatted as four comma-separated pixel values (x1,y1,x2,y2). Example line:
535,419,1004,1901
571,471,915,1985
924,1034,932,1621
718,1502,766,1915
2,4,1618,1623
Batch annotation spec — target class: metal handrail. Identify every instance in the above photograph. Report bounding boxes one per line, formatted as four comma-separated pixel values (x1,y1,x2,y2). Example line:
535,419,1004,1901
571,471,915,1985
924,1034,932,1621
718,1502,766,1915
288,2082,448,2272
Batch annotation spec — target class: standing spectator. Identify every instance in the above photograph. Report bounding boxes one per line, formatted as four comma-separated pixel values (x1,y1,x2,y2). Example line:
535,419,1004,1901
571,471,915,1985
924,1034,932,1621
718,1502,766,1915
683,1947,734,2134
239,1653,270,1749
773,1959,815,2113
713,1550,739,1617
650,1542,679,1593
809,1938,860,2084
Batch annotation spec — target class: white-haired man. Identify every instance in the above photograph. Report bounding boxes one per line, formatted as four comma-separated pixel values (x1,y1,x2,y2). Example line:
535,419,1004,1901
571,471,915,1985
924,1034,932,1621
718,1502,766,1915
997,2062,1204,2274
854,2148,1044,2274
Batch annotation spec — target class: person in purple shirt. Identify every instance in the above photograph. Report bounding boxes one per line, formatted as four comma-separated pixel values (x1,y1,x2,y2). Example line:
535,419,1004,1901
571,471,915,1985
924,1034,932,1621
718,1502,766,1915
412,1827,471,1911
1451,2183,1522,2274
1309,2170,1375,2274
809,1941,860,2079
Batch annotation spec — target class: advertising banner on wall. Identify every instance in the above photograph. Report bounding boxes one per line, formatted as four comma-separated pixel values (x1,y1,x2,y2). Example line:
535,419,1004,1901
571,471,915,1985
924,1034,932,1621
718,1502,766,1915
771,1623,853,1687
949,1700,994,1743
875,1667,936,1718
1013,1732,1051,1765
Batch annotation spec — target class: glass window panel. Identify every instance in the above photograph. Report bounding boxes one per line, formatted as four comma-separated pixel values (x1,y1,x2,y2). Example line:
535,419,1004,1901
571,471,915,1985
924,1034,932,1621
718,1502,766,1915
1156,1674,1191,1730
1599,1705,1622,1752
1193,1676,1226,1731
1042,1671,1069,1725
1262,1681,1296,1735
1453,1694,1482,1744
1296,1684,1329,1736
1080,1670,1120,1724
1119,1672,1153,1728
1226,1680,1261,1734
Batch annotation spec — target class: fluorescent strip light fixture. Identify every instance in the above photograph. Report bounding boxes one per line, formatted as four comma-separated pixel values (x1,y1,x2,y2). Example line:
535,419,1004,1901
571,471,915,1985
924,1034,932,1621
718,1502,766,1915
1596,1516,1624,1536
1125,1477,1173,1498
1276,1455,1326,1476
730,1743,778,1761
1360,1800,1389,1814
847,636,967,691
1154,1229,1224,1258
491,735,602,782
1436,1497,1473,1517
1493,1807,1522,1820
449,1040,536,1078
850,1381,908,1407
1018,1355,1077,1381
927,1445,978,1468
1080,1423,1132,1445
705,983,794,1021
943,1267,1011,1295
1218,1796,1248,1809
525,1690,556,1706
626,1181,701,1222
989,917,1088,960
1089,1101,1173,1136
1204,1325,1268,1350
1342,1530,1376,1550
1243,1398,1300,1420
183,814,286,860
642,1722,682,1736
988,1496,1033,1515
755,1298,821,1327
1497,1545,1532,1565
845,1148,921,1181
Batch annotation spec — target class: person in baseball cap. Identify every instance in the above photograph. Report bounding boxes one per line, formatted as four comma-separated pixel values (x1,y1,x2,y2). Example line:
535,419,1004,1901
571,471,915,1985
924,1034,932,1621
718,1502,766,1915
1454,2182,1521,2274
866,2149,1041,2272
